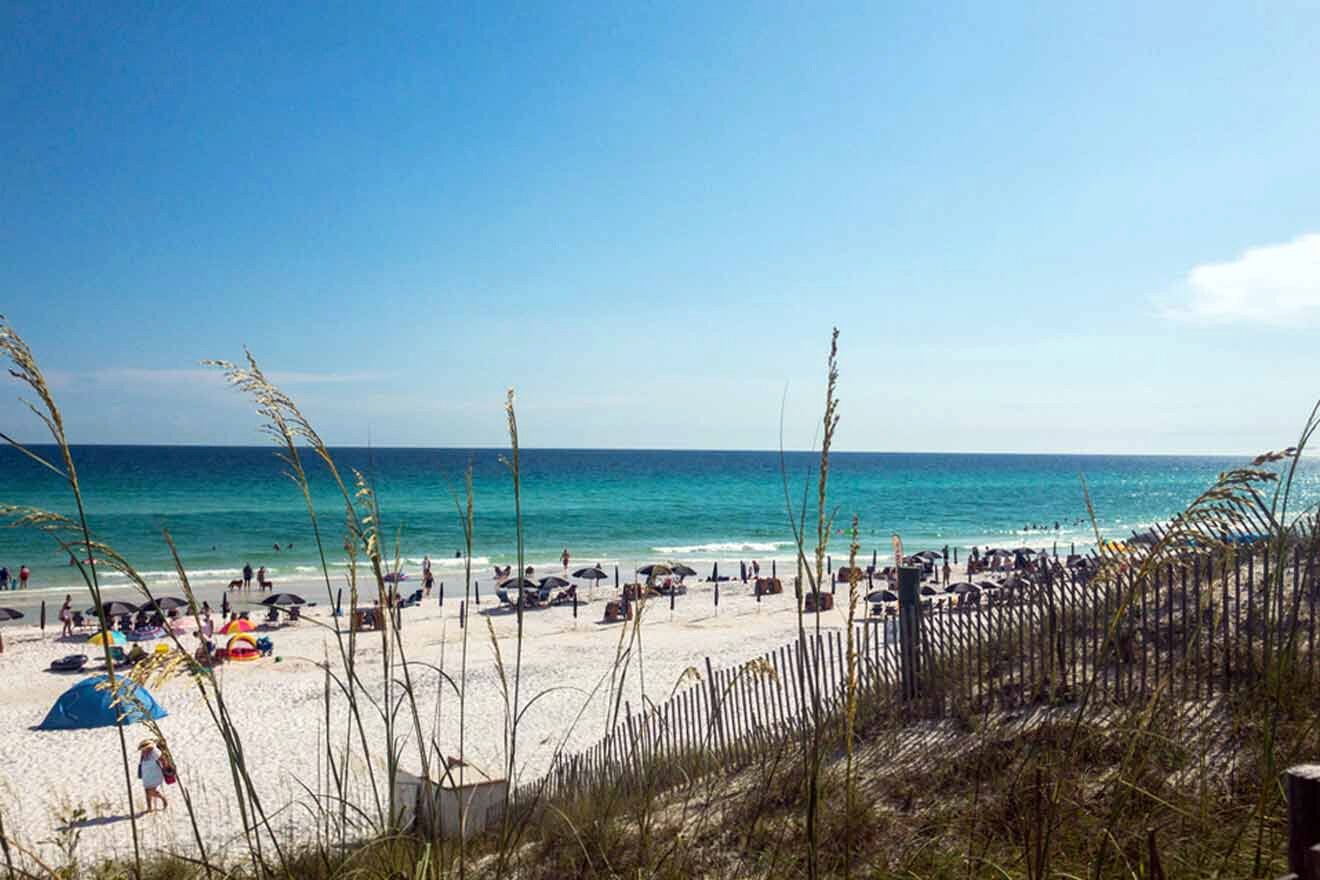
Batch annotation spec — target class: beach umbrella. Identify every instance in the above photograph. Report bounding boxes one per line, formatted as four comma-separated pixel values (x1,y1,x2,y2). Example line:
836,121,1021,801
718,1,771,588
572,566,607,582
637,564,672,578
219,618,254,635
91,601,138,617
498,576,539,591
539,575,570,589
710,561,719,582
916,550,941,560
0,607,24,621
38,675,167,731
948,582,979,595
142,596,188,612
866,590,898,603
919,585,938,596
88,630,126,646
260,593,306,606
977,580,1000,590
670,563,697,578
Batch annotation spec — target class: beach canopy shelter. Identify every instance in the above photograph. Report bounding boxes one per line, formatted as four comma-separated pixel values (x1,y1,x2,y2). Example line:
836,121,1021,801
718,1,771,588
226,633,260,662
88,629,126,646
571,566,607,582
38,674,166,731
260,593,305,607
0,607,24,621
219,618,254,636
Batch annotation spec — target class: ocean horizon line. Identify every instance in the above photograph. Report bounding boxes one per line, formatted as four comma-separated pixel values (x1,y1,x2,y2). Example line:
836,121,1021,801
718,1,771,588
0,442,1264,459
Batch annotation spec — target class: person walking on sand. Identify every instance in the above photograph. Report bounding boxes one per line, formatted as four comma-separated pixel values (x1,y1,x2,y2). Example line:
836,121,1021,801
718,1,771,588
18,565,29,589
561,548,570,572
242,563,253,590
60,595,73,637
137,739,169,813
423,567,434,597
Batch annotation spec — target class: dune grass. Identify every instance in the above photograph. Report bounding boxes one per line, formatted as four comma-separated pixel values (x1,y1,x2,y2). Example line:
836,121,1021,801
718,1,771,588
0,318,1315,878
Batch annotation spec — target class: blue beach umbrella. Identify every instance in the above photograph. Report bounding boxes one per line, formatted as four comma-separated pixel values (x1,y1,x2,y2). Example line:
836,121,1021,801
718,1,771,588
38,675,167,731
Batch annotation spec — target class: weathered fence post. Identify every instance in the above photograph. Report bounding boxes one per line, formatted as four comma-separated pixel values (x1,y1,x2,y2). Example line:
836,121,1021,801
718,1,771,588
897,565,923,700
1288,765,1320,877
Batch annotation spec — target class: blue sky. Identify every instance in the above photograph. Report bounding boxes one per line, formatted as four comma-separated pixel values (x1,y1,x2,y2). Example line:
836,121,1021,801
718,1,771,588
3,2,1319,453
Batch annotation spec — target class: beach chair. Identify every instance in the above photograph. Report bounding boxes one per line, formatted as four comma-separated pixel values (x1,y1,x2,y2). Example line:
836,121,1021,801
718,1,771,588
496,588,514,606
288,606,302,622
263,607,279,624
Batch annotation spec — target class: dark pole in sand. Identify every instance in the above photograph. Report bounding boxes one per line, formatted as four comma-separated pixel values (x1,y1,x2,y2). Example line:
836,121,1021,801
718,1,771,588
1053,541,1058,559
772,559,777,579
573,590,578,619
439,582,444,607
669,584,675,612
740,561,746,583
1070,542,1075,556
827,555,832,574
459,600,466,629
897,565,923,700
474,581,480,604
40,601,46,632
954,547,958,565
614,565,619,591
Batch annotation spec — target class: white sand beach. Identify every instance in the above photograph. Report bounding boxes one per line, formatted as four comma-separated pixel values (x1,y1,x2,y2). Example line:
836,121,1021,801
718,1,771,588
0,568,900,865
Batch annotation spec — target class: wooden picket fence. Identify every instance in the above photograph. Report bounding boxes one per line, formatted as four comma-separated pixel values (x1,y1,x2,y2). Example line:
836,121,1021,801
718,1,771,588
515,534,1319,809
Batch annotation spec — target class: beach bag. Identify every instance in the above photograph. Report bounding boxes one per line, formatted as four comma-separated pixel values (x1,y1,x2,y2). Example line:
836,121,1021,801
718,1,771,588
162,761,177,785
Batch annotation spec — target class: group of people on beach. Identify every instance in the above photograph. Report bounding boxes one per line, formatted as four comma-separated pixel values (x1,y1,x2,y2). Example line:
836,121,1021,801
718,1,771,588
0,564,30,590
231,562,273,591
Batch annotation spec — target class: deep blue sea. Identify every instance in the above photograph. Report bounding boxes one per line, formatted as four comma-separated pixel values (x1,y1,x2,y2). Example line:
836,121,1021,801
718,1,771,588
0,445,1313,593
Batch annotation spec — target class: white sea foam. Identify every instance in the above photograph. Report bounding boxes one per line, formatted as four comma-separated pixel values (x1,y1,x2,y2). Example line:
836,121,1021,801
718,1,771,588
651,541,790,555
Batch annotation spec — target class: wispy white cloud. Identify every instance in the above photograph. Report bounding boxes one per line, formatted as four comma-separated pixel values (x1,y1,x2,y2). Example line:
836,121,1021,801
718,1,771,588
45,367,389,391
1166,233,1320,324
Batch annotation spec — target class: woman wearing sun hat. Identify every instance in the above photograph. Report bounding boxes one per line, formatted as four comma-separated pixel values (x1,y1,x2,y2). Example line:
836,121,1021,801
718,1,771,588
137,739,169,813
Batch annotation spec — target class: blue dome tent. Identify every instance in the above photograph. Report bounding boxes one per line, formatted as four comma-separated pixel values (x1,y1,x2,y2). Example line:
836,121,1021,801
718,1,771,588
38,675,167,731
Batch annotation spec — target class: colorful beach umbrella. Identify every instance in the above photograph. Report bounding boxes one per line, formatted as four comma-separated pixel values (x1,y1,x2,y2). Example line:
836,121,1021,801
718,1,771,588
88,629,126,646
219,618,254,635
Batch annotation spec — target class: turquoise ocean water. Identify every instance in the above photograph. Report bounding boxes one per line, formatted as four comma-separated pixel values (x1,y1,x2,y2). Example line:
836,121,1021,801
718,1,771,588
0,445,1314,595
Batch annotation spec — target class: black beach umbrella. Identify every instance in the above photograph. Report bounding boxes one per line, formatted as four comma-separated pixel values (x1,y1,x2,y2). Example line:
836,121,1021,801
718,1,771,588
0,607,24,621
498,576,540,591
670,563,697,578
143,596,188,612
539,575,570,589
572,566,607,582
637,564,673,578
90,600,138,617
711,561,719,582
976,580,999,590
261,593,306,606
948,582,979,595
920,585,938,596
866,590,898,603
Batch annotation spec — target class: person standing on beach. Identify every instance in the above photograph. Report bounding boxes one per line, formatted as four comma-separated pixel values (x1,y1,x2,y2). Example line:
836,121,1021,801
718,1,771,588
423,555,432,577
561,548,570,572
0,566,7,590
242,563,253,590
942,560,951,586
257,565,267,590
137,739,169,813
60,595,73,636
18,565,29,588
